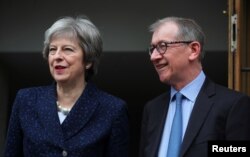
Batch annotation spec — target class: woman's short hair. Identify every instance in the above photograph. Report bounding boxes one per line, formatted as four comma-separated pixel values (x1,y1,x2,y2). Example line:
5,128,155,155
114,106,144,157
42,15,103,80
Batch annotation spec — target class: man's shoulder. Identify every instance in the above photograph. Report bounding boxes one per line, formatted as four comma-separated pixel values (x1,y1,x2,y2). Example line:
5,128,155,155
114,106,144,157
145,92,170,108
204,79,249,100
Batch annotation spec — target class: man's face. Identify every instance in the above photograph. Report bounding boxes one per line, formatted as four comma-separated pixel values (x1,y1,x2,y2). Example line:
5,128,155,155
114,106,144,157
150,22,192,86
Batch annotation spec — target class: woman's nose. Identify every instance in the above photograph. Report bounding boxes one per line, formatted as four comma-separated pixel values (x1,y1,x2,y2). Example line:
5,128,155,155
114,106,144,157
54,50,63,58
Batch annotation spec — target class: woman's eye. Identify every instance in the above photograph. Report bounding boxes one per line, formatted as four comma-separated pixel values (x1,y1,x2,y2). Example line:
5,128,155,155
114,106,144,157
65,48,73,51
63,48,74,54
49,48,56,54
49,48,56,51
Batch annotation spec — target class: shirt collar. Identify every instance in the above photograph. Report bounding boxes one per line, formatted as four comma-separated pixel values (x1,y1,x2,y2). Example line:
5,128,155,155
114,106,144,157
171,71,206,102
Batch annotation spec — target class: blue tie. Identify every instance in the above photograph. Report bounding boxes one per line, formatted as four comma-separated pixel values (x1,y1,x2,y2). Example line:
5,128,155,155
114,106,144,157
167,92,183,157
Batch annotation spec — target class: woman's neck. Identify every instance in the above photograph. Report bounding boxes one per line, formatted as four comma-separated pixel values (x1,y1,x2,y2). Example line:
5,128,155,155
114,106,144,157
56,80,86,109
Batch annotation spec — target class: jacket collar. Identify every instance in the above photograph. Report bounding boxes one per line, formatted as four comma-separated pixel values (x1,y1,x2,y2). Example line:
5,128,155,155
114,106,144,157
37,82,100,143
36,84,64,146
180,78,216,156
60,82,100,140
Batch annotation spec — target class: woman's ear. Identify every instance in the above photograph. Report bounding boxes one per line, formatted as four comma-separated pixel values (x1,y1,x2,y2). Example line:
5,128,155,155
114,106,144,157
188,41,201,61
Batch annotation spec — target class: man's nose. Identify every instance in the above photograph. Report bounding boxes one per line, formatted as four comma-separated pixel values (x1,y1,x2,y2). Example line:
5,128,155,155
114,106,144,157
150,49,162,60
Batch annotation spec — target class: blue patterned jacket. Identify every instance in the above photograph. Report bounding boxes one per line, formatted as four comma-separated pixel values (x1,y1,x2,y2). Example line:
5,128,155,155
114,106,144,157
4,82,129,157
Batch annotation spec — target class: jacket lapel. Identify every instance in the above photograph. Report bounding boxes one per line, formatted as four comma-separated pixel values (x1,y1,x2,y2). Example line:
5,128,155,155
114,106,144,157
61,83,100,140
180,79,215,156
36,84,65,146
150,92,171,157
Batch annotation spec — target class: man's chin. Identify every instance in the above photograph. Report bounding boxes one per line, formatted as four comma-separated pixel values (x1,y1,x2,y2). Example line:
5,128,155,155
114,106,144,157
159,75,170,85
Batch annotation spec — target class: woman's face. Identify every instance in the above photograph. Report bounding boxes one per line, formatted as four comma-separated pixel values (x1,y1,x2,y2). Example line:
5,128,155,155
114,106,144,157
48,36,86,84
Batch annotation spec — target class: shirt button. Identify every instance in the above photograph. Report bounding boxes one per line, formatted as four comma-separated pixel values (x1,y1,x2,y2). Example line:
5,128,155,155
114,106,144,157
62,150,68,157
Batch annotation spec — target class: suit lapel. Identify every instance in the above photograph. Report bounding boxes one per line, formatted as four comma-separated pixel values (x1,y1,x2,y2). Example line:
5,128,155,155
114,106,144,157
61,83,100,140
150,92,171,157
36,84,65,146
180,79,215,156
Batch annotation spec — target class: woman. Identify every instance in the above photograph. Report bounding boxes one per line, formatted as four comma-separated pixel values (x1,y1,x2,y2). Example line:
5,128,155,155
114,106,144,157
4,16,129,157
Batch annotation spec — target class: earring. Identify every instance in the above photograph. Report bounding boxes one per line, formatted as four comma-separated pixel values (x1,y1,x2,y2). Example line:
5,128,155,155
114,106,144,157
86,65,90,69
85,63,92,69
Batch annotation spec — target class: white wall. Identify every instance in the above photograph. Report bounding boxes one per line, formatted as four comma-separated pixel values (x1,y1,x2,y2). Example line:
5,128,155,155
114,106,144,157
0,0,228,52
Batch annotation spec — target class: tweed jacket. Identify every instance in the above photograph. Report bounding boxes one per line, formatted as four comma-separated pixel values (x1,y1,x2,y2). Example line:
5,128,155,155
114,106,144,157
4,82,129,157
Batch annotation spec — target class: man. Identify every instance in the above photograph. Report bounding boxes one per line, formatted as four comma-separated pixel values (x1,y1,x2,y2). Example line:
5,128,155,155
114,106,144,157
139,17,250,157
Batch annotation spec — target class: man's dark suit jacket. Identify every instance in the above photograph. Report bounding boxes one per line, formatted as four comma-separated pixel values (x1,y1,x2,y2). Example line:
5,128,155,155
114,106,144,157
139,78,250,157
4,82,129,157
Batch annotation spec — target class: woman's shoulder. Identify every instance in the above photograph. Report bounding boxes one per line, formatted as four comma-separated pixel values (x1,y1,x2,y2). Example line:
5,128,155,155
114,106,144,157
14,85,54,102
87,82,126,106
99,90,126,105
17,84,53,95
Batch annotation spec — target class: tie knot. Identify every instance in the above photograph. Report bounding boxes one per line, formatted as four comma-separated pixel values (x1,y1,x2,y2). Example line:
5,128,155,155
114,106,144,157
175,92,183,105
175,92,182,98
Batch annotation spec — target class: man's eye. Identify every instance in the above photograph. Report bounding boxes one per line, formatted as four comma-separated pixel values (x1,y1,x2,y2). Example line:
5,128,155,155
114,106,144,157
159,42,167,48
